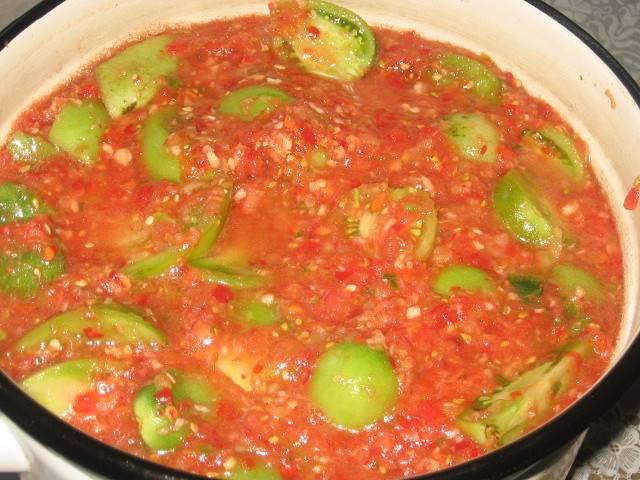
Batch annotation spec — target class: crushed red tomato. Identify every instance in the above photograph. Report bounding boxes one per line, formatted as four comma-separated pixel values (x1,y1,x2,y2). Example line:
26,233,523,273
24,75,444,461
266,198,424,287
0,2,623,479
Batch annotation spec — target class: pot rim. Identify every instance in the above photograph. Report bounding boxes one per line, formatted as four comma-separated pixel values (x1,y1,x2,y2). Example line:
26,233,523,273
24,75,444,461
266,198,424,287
0,1,639,479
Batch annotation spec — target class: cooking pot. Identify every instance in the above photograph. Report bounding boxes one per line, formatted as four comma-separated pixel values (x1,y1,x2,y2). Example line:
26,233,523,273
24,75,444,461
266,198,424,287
0,0,639,479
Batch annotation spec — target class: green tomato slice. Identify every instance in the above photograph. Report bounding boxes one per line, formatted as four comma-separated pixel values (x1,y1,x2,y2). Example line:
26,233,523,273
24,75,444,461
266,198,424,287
187,175,234,260
134,369,216,452
551,264,603,301
14,304,167,352
21,359,120,416
0,249,64,298
48,100,110,164
232,298,279,327
122,247,184,281
134,384,188,452
7,132,58,163
310,342,399,430
191,255,268,290
443,113,499,163
440,53,502,103
271,0,376,81
340,183,437,261
524,126,585,182
0,183,45,225
432,265,493,296
97,35,178,117
141,107,181,183
170,370,217,409
493,170,560,248
220,86,293,121
457,341,590,446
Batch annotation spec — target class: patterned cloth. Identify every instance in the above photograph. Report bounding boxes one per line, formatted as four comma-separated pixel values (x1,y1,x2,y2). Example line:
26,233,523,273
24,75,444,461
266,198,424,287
546,0,640,84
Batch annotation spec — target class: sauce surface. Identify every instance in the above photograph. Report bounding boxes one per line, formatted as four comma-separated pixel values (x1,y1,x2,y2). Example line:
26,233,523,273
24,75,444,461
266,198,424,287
0,6,623,480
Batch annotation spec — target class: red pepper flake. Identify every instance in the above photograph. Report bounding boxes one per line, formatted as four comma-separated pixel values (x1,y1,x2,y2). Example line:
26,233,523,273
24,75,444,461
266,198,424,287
623,176,640,210
155,387,174,404
73,391,99,415
83,327,104,339
306,25,321,39
213,285,234,303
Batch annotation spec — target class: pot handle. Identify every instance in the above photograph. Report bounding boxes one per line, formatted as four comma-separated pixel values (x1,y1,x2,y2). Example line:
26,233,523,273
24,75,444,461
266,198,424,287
0,414,30,472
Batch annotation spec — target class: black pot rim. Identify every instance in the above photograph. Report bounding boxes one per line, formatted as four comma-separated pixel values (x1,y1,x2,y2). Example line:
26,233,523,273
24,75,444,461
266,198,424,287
0,1,639,479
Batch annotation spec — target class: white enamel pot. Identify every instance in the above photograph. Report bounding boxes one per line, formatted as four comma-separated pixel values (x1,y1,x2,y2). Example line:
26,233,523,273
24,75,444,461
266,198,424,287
0,1,639,479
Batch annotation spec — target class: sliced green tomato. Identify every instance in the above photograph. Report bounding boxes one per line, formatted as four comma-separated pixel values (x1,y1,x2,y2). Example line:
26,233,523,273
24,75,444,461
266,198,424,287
21,359,120,416
7,131,58,163
191,257,268,289
551,264,603,301
219,86,293,121
0,182,45,225
508,274,543,300
524,126,584,182
493,170,560,248
310,342,399,430
97,35,178,117
443,113,500,163
0,249,65,298
48,100,109,164
134,370,216,452
122,248,183,280
230,467,283,480
440,53,502,103
271,0,376,81
134,384,188,452
232,298,279,327
433,265,493,296
341,183,437,260
14,304,167,351
170,370,217,408
141,107,181,183
457,341,590,446
414,205,438,261
188,176,234,259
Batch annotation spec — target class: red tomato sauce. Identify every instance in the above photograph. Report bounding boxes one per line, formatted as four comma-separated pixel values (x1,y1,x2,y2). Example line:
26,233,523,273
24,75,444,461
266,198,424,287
0,9,623,480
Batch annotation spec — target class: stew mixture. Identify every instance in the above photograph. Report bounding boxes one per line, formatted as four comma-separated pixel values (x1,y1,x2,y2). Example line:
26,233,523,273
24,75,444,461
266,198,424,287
0,1,623,479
